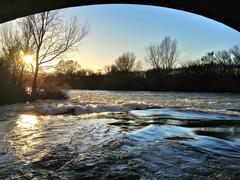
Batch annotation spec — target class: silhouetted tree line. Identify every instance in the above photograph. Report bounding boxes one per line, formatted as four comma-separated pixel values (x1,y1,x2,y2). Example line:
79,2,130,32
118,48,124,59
51,39,240,93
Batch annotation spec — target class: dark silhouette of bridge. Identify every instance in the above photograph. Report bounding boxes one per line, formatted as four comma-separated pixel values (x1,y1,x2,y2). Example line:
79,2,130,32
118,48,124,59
0,0,239,31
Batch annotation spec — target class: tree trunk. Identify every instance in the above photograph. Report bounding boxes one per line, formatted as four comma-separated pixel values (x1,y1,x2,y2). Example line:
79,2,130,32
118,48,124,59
31,49,39,99
17,66,24,88
31,66,38,98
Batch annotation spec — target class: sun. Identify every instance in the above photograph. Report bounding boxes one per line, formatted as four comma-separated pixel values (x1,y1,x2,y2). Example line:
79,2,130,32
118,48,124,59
23,54,34,64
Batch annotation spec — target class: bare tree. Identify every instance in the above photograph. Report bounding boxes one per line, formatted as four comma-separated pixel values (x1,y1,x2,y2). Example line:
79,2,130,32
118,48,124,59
145,36,178,70
103,65,118,74
215,50,233,66
0,24,29,88
230,45,240,65
133,60,143,72
22,11,89,97
56,59,81,74
200,51,215,64
181,59,201,68
115,52,136,72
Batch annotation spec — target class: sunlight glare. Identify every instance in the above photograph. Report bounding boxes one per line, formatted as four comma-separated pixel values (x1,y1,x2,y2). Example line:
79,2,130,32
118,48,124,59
17,114,38,129
23,54,33,64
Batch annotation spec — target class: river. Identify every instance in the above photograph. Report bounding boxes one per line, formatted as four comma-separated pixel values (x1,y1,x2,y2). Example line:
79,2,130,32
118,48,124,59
0,90,240,179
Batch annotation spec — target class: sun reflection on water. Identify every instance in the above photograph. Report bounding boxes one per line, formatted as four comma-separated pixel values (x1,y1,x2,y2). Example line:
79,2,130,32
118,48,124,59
11,114,45,163
17,114,38,129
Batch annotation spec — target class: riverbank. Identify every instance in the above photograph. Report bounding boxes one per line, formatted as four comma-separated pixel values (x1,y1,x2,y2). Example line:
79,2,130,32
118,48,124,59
0,89,67,106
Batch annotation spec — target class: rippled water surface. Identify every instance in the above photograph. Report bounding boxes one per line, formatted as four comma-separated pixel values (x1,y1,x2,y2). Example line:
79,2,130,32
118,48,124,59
1,90,240,179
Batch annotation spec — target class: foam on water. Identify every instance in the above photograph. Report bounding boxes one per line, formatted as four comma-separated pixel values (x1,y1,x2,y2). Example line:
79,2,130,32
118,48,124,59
34,104,147,116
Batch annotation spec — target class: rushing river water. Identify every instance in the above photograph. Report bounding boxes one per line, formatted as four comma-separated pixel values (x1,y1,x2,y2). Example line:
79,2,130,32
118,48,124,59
1,90,240,179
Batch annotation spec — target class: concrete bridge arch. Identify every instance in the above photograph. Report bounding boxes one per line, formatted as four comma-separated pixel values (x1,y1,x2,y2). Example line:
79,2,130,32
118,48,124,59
0,0,239,32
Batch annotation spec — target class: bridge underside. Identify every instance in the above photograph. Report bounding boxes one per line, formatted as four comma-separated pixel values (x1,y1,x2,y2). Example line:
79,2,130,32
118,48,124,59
0,0,239,31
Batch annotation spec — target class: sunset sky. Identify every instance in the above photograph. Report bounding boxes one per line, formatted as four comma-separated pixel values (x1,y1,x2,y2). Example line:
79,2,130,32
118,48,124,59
14,4,240,71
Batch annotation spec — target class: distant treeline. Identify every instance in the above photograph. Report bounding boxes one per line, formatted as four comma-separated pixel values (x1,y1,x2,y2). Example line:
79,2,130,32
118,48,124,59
48,41,240,93
51,64,240,93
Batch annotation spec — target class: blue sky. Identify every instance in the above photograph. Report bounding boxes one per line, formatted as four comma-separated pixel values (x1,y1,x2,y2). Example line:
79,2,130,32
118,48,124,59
60,4,239,70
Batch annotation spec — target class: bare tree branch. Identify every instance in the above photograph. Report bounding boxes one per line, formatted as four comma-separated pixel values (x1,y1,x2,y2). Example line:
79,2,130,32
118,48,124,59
21,10,89,96
145,36,179,70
